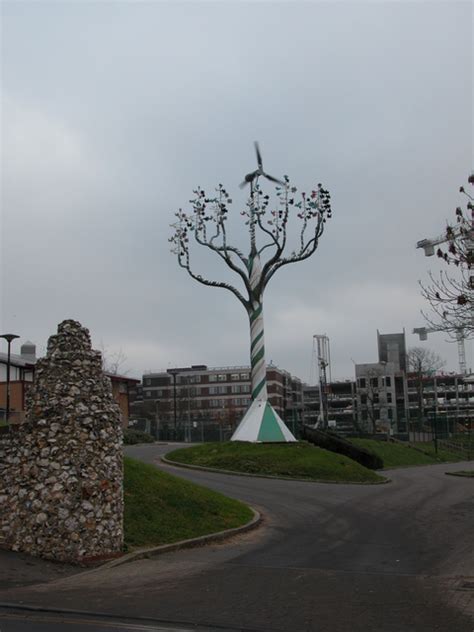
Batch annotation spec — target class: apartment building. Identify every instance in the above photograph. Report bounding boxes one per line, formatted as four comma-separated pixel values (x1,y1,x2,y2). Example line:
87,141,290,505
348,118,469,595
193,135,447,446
302,380,356,433
131,363,304,432
354,331,409,433
303,329,473,437
406,373,474,432
0,342,36,424
0,341,139,427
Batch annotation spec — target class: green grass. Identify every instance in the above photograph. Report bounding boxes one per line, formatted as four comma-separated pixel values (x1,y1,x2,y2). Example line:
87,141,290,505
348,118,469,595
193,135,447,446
123,456,253,550
445,470,474,478
414,442,466,462
166,442,386,484
449,434,474,447
350,439,464,468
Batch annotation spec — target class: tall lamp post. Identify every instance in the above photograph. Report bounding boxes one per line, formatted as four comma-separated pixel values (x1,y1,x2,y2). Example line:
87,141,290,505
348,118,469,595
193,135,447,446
1,334,20,424
167,368,180,440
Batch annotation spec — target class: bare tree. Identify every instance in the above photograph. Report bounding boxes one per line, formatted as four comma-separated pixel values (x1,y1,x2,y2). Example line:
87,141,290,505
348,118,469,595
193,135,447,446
358,368,381,435
170,143,332,428
100,343,129,376
407,347,445,423
420,175,474,338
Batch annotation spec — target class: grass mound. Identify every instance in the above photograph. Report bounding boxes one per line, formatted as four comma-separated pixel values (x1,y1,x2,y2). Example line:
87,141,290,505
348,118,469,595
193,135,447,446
123,456,253,549
350,439,463,468
166,442,385,484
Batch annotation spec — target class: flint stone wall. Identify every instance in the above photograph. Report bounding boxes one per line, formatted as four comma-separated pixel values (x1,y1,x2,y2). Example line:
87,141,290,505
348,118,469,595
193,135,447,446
0,320,123,562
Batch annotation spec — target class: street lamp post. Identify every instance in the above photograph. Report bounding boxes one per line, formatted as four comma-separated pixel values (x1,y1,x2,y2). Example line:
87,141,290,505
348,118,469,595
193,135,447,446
167,369,180,440
1,334,20,424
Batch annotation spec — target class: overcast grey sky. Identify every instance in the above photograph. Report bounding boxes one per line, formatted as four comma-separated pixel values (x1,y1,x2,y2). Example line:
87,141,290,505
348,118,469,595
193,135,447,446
1,1,473,382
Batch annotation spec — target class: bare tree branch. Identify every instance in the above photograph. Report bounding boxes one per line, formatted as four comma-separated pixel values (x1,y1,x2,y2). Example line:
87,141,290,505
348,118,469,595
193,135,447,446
419,175,474,337
175,245,250,310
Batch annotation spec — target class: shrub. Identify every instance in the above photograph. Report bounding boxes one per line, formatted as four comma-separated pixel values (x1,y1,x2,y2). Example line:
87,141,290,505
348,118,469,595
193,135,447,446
123,428,155,445
302,427,384,470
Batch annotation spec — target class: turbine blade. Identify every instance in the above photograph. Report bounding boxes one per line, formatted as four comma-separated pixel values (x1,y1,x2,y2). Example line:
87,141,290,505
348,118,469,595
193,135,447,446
265,173,285,186
254,141,263,169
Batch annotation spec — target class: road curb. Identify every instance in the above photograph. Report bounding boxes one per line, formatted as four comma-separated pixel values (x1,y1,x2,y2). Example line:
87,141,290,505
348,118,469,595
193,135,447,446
0,603,254,631
161,455,391,485
66,506,262,577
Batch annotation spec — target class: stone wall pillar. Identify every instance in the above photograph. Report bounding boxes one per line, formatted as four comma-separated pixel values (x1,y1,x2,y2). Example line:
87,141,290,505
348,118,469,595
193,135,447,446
0,320,123,562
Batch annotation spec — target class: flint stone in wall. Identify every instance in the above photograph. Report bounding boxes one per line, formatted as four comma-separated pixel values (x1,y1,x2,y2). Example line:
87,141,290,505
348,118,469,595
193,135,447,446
0,319,123,562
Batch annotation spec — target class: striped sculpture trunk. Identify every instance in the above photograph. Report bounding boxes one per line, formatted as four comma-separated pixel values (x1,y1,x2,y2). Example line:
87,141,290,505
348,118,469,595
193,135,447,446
230,253,296,442
248,253,267,401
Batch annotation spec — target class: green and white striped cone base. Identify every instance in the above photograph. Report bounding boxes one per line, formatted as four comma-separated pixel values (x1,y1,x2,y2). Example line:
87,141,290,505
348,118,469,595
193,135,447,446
230,398,297,443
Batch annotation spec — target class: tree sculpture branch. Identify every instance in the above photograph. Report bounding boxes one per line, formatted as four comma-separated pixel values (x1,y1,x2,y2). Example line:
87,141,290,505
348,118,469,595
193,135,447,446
170,177,332,308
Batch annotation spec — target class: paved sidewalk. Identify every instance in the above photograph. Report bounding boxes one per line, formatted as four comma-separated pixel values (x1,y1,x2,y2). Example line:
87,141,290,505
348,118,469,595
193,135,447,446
0,549,79,591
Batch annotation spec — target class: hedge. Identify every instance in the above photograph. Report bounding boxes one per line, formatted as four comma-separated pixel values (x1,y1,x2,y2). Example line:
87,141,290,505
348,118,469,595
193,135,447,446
123,428,155,445
302,426,384,470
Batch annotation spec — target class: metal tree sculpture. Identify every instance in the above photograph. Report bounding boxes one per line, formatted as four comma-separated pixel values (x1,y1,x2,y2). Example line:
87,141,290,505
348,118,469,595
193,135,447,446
170,143,332,441
420,175,474,338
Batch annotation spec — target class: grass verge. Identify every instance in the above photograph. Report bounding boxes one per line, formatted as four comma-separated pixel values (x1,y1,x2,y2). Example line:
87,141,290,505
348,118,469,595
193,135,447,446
166,442,386,484
123,456,253,550
350,439,463,468
413,441,466,463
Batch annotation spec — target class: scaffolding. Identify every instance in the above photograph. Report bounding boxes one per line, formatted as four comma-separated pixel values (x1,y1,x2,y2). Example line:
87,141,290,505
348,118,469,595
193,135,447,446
312,334,332,428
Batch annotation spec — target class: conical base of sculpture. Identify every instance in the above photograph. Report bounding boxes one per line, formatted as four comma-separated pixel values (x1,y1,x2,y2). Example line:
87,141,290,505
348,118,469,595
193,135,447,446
230,398,297,442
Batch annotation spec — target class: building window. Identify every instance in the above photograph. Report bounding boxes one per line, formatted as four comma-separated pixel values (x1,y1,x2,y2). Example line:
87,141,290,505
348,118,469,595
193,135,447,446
209,374,217,382
218,374,227,381
231,385,241,394
231,374,240,381
387,392,392,403
385,376,391,387
145,378,151,386
209,386,218,395
370,377,378,388
388,408,393,420
361,394,367,405
190,375,201,383
241,384,251,393
145,390,152,398
218,386,227,394
240,373,250,380
210,399,219,407
359,378,366,388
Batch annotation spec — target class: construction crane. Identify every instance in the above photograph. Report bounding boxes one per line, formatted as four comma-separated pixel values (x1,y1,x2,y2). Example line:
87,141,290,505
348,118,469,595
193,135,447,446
412,326,467,375
416,226,462,257
312,335,331,428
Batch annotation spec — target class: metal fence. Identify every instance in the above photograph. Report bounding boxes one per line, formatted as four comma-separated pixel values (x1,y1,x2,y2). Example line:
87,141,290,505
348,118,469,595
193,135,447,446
130,417,304,443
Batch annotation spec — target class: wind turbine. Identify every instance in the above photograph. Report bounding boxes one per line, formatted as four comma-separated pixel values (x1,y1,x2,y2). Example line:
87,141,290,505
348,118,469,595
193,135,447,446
239,142,285,189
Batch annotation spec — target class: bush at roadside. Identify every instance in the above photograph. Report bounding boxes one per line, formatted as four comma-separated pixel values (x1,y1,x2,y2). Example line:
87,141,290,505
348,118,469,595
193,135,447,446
302,427,384,470
123,428,155,445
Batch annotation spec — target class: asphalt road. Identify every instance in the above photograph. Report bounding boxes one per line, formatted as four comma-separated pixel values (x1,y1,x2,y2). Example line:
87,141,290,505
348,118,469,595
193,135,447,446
0,443,473,632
